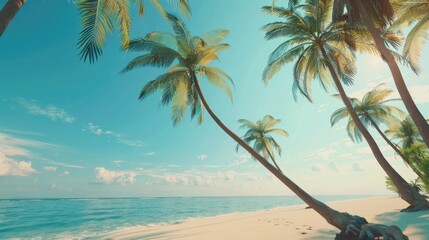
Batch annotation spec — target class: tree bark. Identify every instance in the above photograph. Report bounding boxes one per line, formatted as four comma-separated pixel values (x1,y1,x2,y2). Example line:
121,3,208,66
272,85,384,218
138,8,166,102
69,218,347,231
367,115,426,181
265,146,283,173
319,45,428,210
190,71,351,230
0,0,26,37
351,0,429,148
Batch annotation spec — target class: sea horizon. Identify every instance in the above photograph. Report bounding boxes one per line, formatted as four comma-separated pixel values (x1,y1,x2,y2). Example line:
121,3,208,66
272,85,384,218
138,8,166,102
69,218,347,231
0,195,376,239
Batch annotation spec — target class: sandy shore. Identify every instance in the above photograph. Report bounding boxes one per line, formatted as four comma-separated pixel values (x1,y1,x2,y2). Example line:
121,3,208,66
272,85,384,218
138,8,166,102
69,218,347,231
102,196,429,240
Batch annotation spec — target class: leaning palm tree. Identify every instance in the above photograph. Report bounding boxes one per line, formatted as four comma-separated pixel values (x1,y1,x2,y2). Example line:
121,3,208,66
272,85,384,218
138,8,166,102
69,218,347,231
391,0,429,72
332,0,429,148
236,115,288,172
122,12,409,240
76,0,191,63
262,0,428,211
331,86,426,181
386,115,424,149
0,0,26,36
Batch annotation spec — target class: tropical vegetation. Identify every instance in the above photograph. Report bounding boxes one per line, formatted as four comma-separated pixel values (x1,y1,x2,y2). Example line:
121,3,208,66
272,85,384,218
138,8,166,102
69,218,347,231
120,11,402,239
331,0,429,148
330,86,426,181
77,0,191,63
261,0,428,211
236,115,289,172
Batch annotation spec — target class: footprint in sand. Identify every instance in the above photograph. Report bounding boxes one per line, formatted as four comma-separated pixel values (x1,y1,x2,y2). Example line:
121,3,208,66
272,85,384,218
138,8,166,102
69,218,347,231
301,232,308,235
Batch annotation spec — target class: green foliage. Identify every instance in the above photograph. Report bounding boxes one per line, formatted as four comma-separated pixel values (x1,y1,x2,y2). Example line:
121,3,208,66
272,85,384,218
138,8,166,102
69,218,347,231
402,142,429,192
385,176,399,195
385,116,423,149
77,0,191,63
237,115,288,171
391,0,429,72
122,13,233,126
261,0,404,102
330,86,404,143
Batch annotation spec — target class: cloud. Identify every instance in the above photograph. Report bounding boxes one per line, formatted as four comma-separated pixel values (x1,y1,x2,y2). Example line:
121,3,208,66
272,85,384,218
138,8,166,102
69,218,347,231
51,183,57,189
390,85,429,104
50,161,84,169
0,132,54,176
0,153,37,176
197,154,207,161
310,163,324,172
84,122,145,148
145,152,156,156
307,144,338,160
231,154,251,167
44,166,57,172
17,98,75,123
329,161,339,172
60,171,70,176
113,160,124,167
352,162,365,172
95,167,139,185
147,170,266,187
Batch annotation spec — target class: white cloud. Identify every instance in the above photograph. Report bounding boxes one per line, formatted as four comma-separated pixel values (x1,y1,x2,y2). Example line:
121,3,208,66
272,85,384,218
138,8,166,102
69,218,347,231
113,160,124,167
145,152,156,156
0,153,37,176
329,161,339,172
60,171,70,176
17,98,75,123
197,154,207,161
390,85,429,104
51,183,57,189
0,132,51,177
95,167,139,185
353,162,365,172
84,122,145,148
50,161,84,169
44,166,57,172
307,144,338,160
147,170,263,187
310,163,324,172
231,154,251,166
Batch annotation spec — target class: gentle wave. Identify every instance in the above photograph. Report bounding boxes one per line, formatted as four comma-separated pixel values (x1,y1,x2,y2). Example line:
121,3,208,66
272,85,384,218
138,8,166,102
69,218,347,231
0,195,374,239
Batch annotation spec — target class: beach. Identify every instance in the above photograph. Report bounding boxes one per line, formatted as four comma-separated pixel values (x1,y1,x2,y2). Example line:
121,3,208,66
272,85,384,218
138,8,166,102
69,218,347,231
102,196,429,240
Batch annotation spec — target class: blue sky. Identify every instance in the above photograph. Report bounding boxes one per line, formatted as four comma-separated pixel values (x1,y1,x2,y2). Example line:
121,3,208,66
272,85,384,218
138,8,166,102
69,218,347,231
0,0,428,198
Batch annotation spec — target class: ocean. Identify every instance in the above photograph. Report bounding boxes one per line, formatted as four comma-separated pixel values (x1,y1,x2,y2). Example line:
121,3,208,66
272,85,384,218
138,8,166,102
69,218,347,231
0,195,371,239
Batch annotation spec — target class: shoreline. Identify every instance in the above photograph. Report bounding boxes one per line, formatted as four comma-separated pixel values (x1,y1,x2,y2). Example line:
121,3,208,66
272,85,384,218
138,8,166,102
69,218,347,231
101,196,429,240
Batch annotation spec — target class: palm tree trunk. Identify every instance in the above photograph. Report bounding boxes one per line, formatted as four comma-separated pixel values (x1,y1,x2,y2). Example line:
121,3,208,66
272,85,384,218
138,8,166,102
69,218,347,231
367,115,426,181
319,45,428,211
266,149,283,173
351,0,429,148
190,71,352,230
0,0,26,37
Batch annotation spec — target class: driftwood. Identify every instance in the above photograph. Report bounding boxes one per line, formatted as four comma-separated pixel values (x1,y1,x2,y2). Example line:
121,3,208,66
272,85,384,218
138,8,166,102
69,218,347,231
335,214,408,240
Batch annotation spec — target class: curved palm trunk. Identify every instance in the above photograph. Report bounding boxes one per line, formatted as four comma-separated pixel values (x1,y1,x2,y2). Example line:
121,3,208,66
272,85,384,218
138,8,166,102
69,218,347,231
351,0,429,148
319,46,429,211
0,0,26,37
367,115,426,181
190,71,352,230
266,149,283,173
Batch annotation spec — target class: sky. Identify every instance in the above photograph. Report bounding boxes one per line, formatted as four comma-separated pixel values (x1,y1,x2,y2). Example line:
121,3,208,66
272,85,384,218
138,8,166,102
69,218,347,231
0,0,428,198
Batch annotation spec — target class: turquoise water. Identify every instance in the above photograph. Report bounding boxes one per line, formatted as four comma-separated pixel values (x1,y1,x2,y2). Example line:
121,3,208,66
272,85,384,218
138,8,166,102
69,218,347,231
0,195,371,239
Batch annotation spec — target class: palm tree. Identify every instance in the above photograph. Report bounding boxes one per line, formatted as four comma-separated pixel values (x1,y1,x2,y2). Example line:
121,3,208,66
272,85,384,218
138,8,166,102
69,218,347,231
77,0,191,63
331,86,426,181
0,0,26,36
332,0,429,148
121,13,407,239
236,115,289,172
391,0,429,72
386,115,424,149
262,0,428,211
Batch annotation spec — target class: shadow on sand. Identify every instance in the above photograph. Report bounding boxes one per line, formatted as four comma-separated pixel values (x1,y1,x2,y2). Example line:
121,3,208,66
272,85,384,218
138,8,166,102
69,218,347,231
374,208,429,240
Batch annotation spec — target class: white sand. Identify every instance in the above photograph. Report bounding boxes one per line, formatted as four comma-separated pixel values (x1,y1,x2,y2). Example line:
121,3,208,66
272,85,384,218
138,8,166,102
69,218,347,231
102,196,429,240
